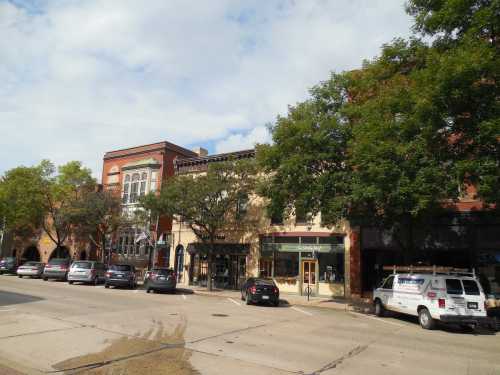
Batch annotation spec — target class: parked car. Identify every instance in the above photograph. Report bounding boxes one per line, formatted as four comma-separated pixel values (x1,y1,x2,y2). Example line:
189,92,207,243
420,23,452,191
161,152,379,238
68,261,106,285
43,258,71,281
0,257,19,275
105,264,137,289
144,268,176,293
17,261,45,278
241,278,280,306
373,268,495,330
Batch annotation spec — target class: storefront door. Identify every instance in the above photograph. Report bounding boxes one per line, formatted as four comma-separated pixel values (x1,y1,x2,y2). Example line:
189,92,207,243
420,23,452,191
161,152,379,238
302,260,317,295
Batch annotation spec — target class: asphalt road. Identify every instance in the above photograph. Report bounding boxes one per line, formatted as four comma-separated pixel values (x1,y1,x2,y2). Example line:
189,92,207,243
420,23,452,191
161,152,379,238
0,275,499,375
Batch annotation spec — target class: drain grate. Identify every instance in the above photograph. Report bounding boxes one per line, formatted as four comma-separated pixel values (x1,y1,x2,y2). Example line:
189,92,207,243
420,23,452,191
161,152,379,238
212,313,229,317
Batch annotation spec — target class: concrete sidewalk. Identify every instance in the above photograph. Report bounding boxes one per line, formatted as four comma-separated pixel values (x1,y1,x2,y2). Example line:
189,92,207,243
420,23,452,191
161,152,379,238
180,285,373,313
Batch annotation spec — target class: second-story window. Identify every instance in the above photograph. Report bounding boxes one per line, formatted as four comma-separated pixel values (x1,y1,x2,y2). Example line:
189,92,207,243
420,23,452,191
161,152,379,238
130,173,140,203
140,172,148,196
122,175,130,204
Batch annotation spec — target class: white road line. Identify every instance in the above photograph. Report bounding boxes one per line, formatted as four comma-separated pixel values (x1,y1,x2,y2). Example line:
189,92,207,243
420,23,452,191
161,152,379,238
0,309,16,313
353,313,405,327
181,294,187,300
227,297,241,306
291,306,314,316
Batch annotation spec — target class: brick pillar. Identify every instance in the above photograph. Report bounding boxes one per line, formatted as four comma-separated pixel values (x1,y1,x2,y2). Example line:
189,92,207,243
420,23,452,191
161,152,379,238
349,227,362,298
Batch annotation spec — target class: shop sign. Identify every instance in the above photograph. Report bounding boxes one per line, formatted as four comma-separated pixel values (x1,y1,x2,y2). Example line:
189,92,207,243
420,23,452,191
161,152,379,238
262,243,344,253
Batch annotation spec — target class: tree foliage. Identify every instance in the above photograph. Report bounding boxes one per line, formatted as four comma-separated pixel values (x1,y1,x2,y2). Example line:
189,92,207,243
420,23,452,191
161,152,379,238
0,160,96,249
258,0,499,241
140,159,256,290
70,190,128,263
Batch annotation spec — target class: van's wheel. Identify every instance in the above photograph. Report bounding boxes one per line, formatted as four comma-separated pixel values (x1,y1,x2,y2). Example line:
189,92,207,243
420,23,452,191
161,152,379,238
374,299,384,317
18,275,22,278
418,308,435,330
43,277,48,281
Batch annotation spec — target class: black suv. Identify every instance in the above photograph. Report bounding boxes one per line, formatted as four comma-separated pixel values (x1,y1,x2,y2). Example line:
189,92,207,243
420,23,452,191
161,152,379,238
105,264,137,289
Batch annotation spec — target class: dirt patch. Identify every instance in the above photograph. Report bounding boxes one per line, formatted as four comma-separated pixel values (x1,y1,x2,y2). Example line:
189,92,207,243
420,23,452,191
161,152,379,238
53,318,198,375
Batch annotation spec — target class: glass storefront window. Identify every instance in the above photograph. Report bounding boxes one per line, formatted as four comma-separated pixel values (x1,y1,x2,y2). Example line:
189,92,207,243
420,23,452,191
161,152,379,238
318,253,344,283
275,252,299,277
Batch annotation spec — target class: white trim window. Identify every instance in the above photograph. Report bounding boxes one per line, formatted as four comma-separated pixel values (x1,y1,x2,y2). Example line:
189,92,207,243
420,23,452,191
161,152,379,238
122,170,150,204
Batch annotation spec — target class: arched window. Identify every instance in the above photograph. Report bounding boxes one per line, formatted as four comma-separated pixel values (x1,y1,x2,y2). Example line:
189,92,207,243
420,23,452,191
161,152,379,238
139,172,148,196
130,173,140,203
122,174,131,203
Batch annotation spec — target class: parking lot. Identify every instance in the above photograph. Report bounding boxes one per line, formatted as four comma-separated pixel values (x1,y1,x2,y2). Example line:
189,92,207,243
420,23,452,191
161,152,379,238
0,275,499,375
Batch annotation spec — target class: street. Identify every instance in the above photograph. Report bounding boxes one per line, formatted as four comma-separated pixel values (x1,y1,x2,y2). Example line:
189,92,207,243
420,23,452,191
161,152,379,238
0,276,499,375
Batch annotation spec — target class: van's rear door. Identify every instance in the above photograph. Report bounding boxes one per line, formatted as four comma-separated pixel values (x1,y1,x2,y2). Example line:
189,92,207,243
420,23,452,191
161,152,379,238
461,279,486,317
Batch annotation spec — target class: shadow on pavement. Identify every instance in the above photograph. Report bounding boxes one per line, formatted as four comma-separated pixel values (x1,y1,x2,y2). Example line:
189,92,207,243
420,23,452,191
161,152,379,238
0,290,44,307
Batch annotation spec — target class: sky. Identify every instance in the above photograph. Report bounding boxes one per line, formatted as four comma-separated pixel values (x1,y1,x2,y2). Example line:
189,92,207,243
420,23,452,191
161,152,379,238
0,0,413,179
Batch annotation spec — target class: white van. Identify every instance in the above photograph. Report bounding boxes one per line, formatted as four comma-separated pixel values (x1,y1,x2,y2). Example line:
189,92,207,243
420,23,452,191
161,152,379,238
373,266,493,330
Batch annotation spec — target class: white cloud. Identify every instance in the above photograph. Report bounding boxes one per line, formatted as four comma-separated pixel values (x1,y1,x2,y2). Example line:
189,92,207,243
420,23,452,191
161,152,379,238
215,126,272,154
0,0,412,179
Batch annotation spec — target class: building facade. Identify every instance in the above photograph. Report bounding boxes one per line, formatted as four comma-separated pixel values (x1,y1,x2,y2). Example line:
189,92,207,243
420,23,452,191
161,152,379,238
170,150,354,298
102,141,198,270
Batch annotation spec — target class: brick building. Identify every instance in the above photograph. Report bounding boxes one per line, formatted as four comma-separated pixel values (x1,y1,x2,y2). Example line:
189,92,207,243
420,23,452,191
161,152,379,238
102,141,198,270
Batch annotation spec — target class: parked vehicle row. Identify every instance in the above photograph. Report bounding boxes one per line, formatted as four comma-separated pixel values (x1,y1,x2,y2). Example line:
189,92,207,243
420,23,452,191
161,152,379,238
2,257,282,307
0,257,177,293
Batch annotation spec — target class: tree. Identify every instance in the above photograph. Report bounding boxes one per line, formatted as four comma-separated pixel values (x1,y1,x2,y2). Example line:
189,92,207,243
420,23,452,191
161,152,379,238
0,160,96,255
70,190,128,264
140,159,256,290
0,163,47,236
258,1,499,262
38,161,96,256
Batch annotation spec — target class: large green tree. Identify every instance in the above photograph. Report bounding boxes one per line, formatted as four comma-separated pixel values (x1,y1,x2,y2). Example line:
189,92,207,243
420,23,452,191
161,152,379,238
0,160,96,255
258,0,499,259
140,159,256,290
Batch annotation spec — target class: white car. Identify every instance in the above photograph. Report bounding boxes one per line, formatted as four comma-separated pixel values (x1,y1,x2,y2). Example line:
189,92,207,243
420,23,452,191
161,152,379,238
373,268,493,330
16,261,45,278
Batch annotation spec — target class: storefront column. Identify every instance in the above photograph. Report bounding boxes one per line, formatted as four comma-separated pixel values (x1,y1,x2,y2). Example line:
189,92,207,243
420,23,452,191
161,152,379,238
349,227,362,298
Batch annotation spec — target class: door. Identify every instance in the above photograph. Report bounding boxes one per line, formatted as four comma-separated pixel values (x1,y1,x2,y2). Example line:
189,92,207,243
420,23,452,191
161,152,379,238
302,260,317,295
380,275,396,310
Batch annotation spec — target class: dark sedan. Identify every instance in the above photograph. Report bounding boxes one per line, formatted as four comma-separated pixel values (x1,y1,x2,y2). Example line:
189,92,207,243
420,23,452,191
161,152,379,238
0,257,19,275
105,264,137,289
145,268,176,293
241,278,280,306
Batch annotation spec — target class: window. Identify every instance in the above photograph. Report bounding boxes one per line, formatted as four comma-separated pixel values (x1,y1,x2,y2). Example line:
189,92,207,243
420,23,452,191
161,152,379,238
122,175,130,204
130,173,140,203
237,193,249,217
275,252,299,277
140,172,148,196
462,280,480,295
318,253,344,283
382,276,394,290
446,279,463,295
150,171,158,192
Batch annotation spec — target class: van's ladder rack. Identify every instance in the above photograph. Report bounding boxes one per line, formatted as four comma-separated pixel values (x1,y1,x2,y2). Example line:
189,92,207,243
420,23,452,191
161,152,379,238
382,265,476,277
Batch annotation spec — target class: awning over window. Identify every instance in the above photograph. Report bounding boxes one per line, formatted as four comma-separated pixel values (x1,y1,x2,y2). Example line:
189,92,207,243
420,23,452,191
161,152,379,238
187,243,249,255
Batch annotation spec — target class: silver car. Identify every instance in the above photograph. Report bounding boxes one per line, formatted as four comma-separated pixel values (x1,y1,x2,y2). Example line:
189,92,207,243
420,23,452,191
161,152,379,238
68,261,107,285
17,262,45,278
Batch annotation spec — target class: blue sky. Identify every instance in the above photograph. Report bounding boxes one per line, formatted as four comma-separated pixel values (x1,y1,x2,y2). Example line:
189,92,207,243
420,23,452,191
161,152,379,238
0,0,412,179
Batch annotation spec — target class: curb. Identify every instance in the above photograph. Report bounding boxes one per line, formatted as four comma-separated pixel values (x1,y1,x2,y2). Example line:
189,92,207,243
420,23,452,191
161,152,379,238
188,288,373,313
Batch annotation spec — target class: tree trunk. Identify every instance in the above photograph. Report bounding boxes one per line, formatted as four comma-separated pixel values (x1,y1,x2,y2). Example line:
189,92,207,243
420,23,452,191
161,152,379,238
207,239,215,291
101,236,106,264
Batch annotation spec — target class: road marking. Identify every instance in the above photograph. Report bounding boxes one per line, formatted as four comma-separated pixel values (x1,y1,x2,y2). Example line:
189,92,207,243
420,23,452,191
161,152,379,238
227,297,241,306
181,294,187,300
291,306,313,316
0,309,16,313
353,313,405,327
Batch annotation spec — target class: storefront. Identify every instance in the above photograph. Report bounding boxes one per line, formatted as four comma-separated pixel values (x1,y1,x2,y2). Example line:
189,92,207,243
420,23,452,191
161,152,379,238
260,234,345,297
187,243,249,290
